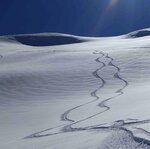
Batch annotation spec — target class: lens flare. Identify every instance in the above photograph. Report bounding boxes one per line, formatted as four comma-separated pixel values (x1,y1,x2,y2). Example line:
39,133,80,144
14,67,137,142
107,0,118,11
109,0,118,7
93,0,119,34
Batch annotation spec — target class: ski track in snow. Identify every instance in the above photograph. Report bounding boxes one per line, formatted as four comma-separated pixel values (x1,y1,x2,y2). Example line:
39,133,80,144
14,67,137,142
24,50,150,147
60,51,105,123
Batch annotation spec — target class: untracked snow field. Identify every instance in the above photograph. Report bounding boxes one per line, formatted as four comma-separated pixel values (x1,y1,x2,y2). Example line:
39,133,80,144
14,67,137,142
0,29,150,149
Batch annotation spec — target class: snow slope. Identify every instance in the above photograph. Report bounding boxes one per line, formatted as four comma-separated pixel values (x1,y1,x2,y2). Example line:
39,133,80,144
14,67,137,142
0,29,150,149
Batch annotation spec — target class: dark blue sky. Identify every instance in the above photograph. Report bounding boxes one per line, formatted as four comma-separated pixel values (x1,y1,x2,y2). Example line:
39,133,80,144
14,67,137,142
0,0,150,36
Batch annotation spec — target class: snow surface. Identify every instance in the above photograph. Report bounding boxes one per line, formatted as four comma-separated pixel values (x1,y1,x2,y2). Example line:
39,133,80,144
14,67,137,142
0,29,150,149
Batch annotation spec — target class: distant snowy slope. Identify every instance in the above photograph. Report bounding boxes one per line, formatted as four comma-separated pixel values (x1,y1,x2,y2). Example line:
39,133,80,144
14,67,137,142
0,33,90,46
125,28,150,38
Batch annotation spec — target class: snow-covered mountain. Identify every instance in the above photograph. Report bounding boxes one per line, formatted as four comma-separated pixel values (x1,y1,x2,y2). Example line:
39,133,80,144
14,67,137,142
0,28,150,149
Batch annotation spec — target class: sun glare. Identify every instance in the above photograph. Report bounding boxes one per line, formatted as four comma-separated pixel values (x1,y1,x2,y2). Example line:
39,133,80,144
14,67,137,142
105,0,118,12
108,0,118,8
109,0,118,6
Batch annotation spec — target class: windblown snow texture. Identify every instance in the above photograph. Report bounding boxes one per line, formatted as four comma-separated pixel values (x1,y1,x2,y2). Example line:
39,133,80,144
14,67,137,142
0,29,150,149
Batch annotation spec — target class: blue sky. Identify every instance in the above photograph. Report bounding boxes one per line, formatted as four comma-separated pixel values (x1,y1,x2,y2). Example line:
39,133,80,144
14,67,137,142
0,0,150,36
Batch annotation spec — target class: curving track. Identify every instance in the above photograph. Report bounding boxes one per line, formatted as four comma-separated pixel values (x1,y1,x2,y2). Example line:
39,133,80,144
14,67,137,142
24,50,150,148
25,50,128,138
